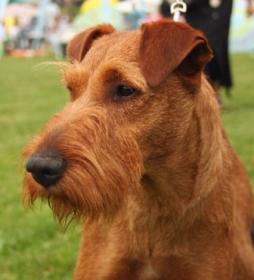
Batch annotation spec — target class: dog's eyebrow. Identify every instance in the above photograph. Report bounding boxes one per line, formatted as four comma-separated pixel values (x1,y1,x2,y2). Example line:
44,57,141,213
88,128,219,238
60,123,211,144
98,63,148,91
62,64,89,91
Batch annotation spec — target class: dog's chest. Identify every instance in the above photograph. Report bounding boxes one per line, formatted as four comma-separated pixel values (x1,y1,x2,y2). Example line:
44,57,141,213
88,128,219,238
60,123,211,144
139,262,160,279
103,256,195,280
103,257,190,280
105,259,163,280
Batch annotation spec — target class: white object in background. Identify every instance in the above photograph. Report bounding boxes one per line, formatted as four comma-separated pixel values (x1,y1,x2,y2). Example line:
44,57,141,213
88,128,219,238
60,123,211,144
209,0,222,8
171,0,187,22
0,0,9,21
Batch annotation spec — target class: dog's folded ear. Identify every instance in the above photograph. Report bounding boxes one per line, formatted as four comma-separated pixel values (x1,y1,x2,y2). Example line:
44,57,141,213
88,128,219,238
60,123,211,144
67,24,115,62
139,20,213,88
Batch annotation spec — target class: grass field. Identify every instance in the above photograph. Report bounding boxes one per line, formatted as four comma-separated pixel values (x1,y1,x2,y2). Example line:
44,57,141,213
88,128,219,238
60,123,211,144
0,55,254,279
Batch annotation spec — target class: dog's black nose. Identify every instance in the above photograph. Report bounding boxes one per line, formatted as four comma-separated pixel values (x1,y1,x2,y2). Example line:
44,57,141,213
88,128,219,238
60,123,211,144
26,153,65,188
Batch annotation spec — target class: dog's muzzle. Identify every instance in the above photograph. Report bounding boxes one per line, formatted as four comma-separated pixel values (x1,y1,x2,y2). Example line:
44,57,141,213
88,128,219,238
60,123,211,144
26,152,66,188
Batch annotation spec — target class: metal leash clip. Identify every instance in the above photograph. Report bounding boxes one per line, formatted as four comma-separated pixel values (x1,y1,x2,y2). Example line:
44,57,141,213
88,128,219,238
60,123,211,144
171,0,187,22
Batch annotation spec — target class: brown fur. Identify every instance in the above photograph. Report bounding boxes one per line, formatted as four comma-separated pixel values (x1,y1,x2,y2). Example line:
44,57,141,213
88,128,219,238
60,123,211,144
23,20,254,279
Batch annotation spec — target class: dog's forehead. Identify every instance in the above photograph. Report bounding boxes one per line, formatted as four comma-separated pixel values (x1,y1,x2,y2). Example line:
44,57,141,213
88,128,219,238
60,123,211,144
81,31,140,72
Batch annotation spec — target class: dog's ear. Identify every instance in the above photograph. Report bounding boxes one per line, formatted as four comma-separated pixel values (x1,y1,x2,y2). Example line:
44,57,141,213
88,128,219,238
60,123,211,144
139,20,213,88
67,24,115,62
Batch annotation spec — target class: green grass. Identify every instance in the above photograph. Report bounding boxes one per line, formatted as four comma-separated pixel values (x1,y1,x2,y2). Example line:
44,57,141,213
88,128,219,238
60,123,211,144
0,57,79,280
221,54,254,183
0,54,253,279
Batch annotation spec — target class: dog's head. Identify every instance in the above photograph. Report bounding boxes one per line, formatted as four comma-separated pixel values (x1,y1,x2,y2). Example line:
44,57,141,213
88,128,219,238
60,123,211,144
23,20,213,222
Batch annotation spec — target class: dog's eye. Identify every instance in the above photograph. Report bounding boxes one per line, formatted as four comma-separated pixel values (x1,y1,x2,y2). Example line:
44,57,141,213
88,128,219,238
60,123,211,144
114,85,137,101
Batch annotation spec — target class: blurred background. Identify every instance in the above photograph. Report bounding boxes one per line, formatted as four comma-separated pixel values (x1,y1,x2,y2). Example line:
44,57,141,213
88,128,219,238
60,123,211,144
0,0,254,279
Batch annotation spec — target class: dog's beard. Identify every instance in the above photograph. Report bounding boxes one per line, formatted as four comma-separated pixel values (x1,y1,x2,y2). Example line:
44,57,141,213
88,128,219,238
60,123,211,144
23,108,143,224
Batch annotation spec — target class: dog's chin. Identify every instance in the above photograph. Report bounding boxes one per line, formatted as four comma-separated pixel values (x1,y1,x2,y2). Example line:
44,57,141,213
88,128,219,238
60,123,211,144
23,172,124,224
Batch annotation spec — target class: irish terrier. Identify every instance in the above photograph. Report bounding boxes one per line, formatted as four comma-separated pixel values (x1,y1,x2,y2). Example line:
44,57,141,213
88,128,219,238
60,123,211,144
23,20,254,279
